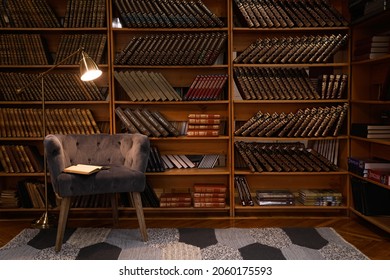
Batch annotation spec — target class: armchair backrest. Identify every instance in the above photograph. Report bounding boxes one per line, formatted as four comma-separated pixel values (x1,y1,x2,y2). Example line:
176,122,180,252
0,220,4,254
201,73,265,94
44,133,150,187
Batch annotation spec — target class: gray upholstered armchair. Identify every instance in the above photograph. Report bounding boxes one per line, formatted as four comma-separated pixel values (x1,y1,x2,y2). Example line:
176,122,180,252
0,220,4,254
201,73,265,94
44,133,150,252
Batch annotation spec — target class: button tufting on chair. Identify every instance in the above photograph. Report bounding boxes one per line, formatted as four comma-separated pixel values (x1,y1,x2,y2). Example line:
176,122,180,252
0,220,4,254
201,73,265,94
44,133,150,252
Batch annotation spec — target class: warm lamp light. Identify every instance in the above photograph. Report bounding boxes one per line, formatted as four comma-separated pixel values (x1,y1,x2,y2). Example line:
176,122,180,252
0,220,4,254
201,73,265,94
15,47,102,229
80,51,102,81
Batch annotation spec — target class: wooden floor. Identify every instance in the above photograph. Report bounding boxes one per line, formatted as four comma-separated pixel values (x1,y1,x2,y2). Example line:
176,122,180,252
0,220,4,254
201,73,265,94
1,215,390,260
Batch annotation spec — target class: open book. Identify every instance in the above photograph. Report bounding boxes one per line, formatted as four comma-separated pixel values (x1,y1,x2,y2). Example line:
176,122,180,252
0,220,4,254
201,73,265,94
63,164,108,175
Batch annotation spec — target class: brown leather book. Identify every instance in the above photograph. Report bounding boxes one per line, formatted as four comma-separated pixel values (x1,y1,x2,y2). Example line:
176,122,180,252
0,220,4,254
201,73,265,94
115,107,139,134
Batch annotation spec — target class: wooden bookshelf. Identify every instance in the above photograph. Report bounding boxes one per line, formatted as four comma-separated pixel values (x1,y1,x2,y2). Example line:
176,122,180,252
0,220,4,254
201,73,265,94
0,0,111,214
231,0,351,217
3,0,384,223
349,8,390,233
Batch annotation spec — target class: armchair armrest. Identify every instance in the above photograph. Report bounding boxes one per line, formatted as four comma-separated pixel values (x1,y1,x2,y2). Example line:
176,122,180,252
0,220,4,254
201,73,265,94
44,134,67,184
122,133,150,173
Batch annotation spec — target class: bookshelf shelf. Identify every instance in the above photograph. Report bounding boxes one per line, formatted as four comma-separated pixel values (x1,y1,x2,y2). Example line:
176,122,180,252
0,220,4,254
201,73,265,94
233,99,349,104
234,170,349,176
350,208,390,233
235,205,349,211
349,7,390,233
113,27,229,32
0,172,45,177
146,168,230,176
232,63,349,68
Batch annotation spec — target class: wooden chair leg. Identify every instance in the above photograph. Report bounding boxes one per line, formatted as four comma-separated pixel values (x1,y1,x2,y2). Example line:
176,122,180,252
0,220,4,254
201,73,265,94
111,193,119,227
132,192,148,242
55,196,71,252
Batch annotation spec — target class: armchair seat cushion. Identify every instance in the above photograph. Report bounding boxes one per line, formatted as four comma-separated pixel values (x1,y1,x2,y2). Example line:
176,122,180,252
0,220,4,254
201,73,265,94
56,165,146,197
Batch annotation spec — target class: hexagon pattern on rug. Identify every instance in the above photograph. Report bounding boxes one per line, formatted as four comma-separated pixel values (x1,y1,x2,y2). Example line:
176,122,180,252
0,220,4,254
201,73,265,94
0,227,369,260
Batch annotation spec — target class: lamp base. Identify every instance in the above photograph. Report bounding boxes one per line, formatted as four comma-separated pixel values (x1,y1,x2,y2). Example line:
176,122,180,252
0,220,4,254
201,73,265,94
31,212,57,229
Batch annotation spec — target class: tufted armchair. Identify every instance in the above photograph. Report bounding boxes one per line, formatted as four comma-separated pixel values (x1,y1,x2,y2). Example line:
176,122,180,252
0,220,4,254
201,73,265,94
44,133,150,252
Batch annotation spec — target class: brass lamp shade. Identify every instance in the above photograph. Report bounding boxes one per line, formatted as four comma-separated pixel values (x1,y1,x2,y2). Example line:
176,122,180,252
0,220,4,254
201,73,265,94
80,51,102,81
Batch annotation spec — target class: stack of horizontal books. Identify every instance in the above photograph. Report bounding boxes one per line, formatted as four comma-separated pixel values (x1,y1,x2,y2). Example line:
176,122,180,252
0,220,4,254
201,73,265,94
193,183,227,208
233,0,348,28
159,192,192,208
351,123,390,139
298,189,342,206
348,156,390,177
114,0,225,28
187,113,222,137
255,189,294,206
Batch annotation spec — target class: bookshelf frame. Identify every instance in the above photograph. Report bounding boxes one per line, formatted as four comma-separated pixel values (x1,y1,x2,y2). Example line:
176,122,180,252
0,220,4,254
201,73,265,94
3,0,386,224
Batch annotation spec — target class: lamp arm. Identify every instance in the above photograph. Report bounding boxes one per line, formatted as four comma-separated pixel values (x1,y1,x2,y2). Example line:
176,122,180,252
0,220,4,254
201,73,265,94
16,47,84,94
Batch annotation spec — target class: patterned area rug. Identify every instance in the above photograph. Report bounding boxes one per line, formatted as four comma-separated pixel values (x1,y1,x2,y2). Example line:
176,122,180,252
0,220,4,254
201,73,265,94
0,227,368,260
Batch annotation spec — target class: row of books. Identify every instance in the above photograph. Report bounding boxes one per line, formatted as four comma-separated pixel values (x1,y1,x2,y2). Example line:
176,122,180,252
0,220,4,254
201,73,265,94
233,0,348,28
147,144,222,171
0,33,107,66
234,141,338,173
234,33,349,64
0,0,106,28
353,34,390,61
114,0,225,28
310,139,339,166
0,34,48,65
184,74,228,101
63,0,106,28
255,189,294,206
0,107,101,138
114,32,227,66
348,156,390,178
234,104,348,138
317,74,348,99
234,176,254,206
187,113,222,137
164,154,220,170
238,178,340,206
351,123,390,139
17,180,57,209
114,70,181,102
54,34,107,65
234,67,348,100
69,182,160,208
115,107,180,137
0,145,43,173
0,0,61,28
0,72,105,102
235,176,342,207
351,176,390,216
234,67,318,100
8,178,160,209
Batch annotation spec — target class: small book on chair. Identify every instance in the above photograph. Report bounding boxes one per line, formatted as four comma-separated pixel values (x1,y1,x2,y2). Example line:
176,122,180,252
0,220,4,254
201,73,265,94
63,164,108,175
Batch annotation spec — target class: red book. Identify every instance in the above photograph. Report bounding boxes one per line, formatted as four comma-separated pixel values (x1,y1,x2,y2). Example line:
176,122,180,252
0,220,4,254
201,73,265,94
367,169,390,185
193,202,226,208
186,130,219,137
193,184,227,193
188,113,221,119
193,196,226,203
160,192,192,202
188,118,220,124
